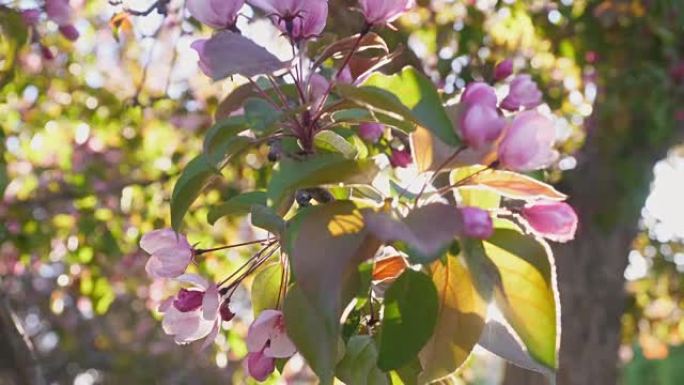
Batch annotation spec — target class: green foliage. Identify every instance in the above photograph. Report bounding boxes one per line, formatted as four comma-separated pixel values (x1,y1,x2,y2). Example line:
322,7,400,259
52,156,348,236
378,270,438,371
337,336,389,385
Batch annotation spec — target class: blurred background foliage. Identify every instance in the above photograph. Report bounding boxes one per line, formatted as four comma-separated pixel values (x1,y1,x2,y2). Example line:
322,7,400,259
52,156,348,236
0,0,682,384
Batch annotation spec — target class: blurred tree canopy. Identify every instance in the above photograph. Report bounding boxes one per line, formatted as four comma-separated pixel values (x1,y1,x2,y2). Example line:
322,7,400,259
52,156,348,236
1,0,682,384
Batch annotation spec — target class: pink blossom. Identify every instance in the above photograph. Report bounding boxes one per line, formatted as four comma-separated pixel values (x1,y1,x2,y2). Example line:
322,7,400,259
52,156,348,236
461,82,497,108
248,0,327,41
501,74,543,111
459,103,505,150
460,207,493,239
359,0,415,26
389,148,412,168
58,24,79,41
246,310,296,380
45,0,73,26
160,274,221,346
458,82,503,149
359,122,384,142
187,0,244,29
493,59,513,81
21,9,41,26
140,229,193,279
497,111,557,171
522,201,578,242
247,351,276,381
247,310,296,358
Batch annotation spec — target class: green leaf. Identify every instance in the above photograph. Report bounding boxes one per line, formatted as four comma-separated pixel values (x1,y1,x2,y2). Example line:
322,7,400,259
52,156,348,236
482,222,559,369
250,205,285,234
337,336,389,385
244,97,282,134
363,67,460,146
418,255,486,383
363,203,463,264
268,154,379,214
314,130,358,159
202,117,253,168
451,166,501,210
251,262,284,316
206,191,267,224
334,84,418,133
0,10,29,90
478,320,555,379
284,285,339,385
284,201,382,385
378,270,438,371
170,155,217,231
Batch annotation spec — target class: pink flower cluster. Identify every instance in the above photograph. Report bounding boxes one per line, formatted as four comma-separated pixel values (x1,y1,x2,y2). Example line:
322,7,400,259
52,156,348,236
457,67,556,172
140,229,297,381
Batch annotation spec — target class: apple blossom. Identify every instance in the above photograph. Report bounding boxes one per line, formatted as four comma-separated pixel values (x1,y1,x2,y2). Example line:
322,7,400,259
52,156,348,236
460,206,493,239
359,122,384,142
461,81,497,108
160,275,220,345
522,201,578,242
359,0,415,26
248,0,328,41
494,59,513,81
459,102,505,150
497,110,557,171
501,74,543,111
187,0,245,29
246,310,296,380
140,229,194,279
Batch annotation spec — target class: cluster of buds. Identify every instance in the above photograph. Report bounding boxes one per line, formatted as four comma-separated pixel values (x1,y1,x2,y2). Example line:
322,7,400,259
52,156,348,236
19,0,80,59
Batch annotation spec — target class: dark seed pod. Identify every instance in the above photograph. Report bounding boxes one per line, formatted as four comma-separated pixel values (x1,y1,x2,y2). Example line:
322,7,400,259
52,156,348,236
268,139,282,162
295,190,313,207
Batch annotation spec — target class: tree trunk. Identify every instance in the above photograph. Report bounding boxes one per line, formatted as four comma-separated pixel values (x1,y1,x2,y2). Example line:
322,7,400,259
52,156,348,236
0,294,47,385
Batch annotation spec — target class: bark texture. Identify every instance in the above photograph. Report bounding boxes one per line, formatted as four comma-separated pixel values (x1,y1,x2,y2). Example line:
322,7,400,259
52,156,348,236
0,294,47,385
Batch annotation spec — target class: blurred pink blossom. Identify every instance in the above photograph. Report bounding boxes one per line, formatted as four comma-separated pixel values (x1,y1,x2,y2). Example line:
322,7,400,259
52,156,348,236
501,74,543,111
246,309,297,380
359,0,415,26
187,0,244,29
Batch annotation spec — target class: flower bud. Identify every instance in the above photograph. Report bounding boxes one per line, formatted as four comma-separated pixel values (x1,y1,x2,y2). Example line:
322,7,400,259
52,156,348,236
21,9,41,26
497,111,557,171
501,74,542,111
46,0,73,26
461,81,497,108
493,59,513,81
359,122,384,142
173,289,204,312
58,24,80,41
389,148,412,168
359,0,415,26
187,0,244,29
460,207,493,239
459,103,504,150
522,201,578,242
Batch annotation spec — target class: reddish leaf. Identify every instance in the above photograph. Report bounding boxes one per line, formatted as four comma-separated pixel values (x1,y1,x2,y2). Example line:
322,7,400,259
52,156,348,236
372,255,408,282
458,170,567,201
